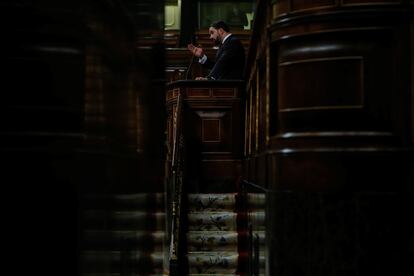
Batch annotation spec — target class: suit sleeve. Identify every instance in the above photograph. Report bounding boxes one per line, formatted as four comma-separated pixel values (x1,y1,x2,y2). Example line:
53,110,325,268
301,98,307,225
202,58,215,70
207,40,240,80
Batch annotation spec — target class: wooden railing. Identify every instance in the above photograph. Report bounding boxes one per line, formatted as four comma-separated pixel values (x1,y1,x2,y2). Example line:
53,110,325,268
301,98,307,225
167,92,187,276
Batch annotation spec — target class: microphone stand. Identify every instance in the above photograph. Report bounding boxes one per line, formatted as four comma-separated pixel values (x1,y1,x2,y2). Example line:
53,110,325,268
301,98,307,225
185,55,195,80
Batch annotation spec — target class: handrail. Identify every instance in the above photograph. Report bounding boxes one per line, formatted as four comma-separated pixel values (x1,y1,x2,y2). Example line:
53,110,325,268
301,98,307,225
240,179,268,193
168,93,186,276
171,93,182,169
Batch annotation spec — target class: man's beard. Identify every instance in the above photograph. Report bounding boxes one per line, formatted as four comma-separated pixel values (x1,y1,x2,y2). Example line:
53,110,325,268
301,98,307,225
213,36,221,46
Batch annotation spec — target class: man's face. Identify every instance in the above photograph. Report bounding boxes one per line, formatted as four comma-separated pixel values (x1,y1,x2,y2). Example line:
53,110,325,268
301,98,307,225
209,27,221,46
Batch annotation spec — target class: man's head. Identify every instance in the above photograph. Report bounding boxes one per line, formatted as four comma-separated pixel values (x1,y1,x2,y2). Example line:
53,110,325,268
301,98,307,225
209,21,230,46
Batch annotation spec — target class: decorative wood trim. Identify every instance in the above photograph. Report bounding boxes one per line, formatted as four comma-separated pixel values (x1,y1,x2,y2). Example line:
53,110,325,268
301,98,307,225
202,119,221,143
255,69,260,152
278,56,364,112
212,88,235,97
289,1,337,14
249,87,253,155
174,88,180,98
277,131,395,138
340,0,402,7
244,101,249,156
272,3,290,19
271,27,394,43
278,105,364,113
187,88,210,97
412,19,414,145
265,44,270,147
265,146,407,155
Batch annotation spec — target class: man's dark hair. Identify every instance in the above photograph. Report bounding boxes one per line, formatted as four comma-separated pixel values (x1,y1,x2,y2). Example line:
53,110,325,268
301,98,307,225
210,21,230,32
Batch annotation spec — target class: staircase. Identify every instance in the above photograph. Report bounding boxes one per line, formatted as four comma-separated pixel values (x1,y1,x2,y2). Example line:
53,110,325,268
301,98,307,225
186,193,266,276
80,192,167,276
79,190,265,275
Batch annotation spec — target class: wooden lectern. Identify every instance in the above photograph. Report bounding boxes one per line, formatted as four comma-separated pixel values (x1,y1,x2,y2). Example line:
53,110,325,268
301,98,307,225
166,80,245,192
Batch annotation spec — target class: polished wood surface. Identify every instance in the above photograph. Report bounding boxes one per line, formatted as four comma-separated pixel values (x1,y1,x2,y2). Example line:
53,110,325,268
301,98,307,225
245,1,413,275
166,80,245,192
246,1,414,186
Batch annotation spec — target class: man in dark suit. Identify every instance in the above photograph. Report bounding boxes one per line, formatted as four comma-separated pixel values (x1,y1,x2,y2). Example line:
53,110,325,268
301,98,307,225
187,21,245,80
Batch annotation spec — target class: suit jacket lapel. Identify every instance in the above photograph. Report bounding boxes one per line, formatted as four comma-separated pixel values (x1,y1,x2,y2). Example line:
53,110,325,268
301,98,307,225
216,35,232,60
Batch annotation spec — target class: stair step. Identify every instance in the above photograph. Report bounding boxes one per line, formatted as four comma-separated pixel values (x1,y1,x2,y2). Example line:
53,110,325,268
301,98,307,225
188,193,237,212
187,231,251,251
185,192,267,275
187,252,245,274
83,210,165,230
83,193,165,211
187,231,241,252
188,212,237,231
82,230,165,250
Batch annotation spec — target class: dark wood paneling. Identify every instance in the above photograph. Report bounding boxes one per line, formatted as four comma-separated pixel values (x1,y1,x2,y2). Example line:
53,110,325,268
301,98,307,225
272,0,404,19
166,80,244,192
202,119,221,142
246,3,413,276
341,0,401,5
273,27,408,140
267,183,408,276
187,88,210,97
278,57,364,111
273,0,290,18
291,0,336,12
189,107,233,152
212,88,236,97
268,150,411,192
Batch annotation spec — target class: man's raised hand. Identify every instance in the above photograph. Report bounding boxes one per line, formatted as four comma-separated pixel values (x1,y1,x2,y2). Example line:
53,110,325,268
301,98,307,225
187,43,204,58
